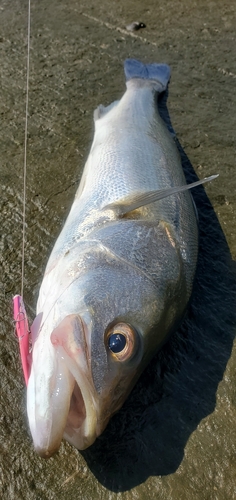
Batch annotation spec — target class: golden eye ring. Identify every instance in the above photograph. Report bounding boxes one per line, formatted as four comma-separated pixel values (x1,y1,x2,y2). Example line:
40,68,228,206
106,322,137,361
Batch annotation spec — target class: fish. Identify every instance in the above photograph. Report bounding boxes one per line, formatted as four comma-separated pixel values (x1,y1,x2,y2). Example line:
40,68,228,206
27,58,217,457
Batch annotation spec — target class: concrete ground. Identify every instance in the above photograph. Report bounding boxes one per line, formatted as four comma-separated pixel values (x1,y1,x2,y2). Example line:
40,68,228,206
1,1,236,499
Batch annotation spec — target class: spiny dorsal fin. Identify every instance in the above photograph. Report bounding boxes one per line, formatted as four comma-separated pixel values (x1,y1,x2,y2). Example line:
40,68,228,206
104,174,218,217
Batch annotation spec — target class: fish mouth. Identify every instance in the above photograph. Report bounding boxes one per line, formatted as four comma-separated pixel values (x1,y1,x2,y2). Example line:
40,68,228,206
63,380,94,451
27,344,98,458
62,346,98,452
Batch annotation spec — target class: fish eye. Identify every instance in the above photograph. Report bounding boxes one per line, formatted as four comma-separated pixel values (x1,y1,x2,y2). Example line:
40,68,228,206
106,323,137,361
108,334,126,353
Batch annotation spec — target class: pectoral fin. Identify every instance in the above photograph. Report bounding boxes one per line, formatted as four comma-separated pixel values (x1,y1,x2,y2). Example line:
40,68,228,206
104,174,218,217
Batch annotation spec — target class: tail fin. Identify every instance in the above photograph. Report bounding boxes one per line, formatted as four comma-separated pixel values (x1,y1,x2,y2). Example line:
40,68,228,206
124,58,171,92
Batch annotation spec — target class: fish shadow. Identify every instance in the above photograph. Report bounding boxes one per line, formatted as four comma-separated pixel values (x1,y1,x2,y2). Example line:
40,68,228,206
80,89,236,492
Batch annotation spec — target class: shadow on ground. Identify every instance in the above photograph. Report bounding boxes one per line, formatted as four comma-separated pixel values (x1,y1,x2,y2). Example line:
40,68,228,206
77,88,236,492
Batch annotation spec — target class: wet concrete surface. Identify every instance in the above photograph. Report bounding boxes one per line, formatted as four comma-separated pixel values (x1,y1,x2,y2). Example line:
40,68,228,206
1,0,236,498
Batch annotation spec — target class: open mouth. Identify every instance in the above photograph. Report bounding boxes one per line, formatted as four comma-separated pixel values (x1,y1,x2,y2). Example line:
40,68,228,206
63,379,96,451
57,344,98,452
64,381,86,436
27,343,98,457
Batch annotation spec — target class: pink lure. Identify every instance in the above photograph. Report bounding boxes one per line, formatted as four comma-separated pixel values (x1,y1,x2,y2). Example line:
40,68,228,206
13,294,32,385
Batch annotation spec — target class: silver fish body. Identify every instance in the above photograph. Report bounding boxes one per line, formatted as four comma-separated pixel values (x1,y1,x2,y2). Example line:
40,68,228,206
27,59,198,457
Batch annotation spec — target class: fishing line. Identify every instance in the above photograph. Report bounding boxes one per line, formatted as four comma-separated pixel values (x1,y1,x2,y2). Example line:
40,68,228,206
21,0,31,299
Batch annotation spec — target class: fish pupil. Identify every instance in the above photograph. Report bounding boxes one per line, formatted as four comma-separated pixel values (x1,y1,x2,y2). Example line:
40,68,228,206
108,334,126,353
